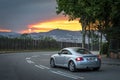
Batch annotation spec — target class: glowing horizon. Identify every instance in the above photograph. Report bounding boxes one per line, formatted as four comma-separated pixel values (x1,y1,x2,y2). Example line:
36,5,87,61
21,18,82,33
0,18,82,34
0,29,11,32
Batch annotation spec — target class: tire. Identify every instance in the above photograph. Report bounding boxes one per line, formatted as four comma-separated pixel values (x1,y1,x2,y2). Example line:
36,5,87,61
68,61,76,72
50,59,56,68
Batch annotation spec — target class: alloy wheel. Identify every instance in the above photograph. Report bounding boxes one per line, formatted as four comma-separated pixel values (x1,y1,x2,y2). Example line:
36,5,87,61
69,61,76,72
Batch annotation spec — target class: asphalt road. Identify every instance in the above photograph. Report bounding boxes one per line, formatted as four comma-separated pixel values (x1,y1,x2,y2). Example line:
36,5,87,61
0,51,120,80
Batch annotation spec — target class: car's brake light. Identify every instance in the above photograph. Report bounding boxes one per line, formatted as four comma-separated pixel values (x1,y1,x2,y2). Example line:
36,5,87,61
76,57,84,61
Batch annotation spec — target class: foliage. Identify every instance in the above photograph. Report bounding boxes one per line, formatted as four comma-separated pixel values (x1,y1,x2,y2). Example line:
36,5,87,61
20,33,33,40
56,0,95,48
40,36,59,49
41,36,56,42
56,0,120,46
100,42,109,55
0,37,59,50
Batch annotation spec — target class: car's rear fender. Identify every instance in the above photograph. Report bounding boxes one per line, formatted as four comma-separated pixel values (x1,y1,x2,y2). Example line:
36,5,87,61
67,58,77,67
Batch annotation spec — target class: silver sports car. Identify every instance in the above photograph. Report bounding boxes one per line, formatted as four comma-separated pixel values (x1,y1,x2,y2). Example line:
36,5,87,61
50,47,101,72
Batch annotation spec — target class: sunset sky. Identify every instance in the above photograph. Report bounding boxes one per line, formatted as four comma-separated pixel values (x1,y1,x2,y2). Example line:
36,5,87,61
0,0,82,33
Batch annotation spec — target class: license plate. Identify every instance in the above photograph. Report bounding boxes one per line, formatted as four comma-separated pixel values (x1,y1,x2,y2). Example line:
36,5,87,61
87,57,95,61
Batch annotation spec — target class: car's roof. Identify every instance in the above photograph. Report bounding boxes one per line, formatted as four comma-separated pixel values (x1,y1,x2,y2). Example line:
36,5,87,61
63,47,86,51
62,47,92,55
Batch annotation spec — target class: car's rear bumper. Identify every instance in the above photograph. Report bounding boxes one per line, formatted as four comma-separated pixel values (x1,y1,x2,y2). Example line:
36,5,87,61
75,60,101,69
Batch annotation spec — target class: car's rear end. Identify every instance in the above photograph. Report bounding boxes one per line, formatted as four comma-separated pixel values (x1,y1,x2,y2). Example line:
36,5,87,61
75,54,101,70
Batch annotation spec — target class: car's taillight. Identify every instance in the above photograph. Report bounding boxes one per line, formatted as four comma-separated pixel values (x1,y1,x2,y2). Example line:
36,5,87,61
76,57,84,61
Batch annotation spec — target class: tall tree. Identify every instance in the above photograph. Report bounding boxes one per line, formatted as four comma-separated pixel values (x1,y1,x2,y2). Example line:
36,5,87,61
56,0,120,49
56,0,95,48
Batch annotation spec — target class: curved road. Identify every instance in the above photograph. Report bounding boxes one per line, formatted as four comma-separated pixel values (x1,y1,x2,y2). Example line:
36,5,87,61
0,51,120,80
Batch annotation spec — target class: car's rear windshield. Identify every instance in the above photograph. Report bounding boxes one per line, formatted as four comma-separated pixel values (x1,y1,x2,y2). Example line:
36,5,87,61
75,49,91,54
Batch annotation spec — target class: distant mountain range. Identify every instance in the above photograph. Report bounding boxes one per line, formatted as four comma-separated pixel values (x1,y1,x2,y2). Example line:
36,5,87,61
0,29,106,43
31,29,82,38
30,29,83,42
0,29,83,42
0,32,21,38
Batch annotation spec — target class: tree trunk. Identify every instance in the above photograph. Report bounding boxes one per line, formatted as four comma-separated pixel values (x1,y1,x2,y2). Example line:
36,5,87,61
80,16,86,48
82,30,85,48
99,32,102,54
82,24,86,48
87,33,90,50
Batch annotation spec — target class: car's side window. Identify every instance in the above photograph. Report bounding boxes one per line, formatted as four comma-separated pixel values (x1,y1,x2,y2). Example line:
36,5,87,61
61,50,67,54
76,49,91,54
67,51,72,55
61,50,72,55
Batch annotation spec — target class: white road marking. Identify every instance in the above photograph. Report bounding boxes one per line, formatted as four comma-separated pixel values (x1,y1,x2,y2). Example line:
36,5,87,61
50,70,84,80
35,65,50,69
26,57,31,60
31,55,40,58
26,55,84,80
26,60,34,64
35,65,45,69
39,65,50,69
26,57,34,64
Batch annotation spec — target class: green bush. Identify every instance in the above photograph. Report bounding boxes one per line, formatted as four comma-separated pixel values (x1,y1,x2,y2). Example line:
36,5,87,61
100,42,109,55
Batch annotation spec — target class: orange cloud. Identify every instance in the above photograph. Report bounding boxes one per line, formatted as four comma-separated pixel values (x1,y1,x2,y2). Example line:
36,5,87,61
0,28,11,32
29,27,54,32
21,16,82,33
20,27,54,33
30,18,81,31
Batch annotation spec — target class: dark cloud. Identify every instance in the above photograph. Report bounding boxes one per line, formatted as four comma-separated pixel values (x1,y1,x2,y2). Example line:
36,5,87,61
0,0,58,32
